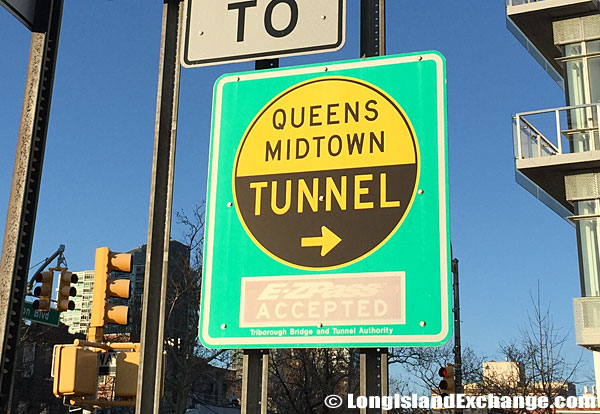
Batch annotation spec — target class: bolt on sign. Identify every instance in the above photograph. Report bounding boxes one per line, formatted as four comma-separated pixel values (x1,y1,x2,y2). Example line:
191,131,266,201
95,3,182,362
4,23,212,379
182,0,345,67
202,52,450,348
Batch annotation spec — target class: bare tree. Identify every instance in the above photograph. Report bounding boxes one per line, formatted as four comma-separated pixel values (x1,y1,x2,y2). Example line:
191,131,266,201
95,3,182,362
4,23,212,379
390,344,484,394
481,290,582,414
163,204,229,414
268,348,357,413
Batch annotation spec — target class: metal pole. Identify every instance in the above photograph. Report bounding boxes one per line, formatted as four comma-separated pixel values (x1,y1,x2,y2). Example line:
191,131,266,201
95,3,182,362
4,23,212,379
238,58,280,414
0,1,63,411
555,110,563,154
593,352,600,408
135,0,182,412
597,104,600,148
360,0,385,58
360,348,387,414
452,258,463,399
359,2,387,412
452,259,463,393
380,349,388,398
261,350,269,414
241,349,263,414
516,115,524,159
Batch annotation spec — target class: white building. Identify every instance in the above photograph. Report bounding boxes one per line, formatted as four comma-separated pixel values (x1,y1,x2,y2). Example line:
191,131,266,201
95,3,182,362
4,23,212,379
505,0,600,394
59,269,94,335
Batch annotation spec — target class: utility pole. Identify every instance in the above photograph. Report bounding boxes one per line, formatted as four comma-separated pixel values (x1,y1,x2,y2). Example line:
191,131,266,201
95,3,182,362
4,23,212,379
0,1,64,410
136,0,183,412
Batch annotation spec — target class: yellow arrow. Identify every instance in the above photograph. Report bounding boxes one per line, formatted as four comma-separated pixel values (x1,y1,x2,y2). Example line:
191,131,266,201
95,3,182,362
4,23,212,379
301,226,342,257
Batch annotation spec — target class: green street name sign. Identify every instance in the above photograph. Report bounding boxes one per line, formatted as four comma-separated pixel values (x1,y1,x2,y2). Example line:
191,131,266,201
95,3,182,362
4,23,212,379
22,301,60,327
201,52,450,348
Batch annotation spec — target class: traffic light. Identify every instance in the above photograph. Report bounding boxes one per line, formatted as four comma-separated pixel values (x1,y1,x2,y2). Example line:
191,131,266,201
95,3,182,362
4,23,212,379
57,269,78,312
114,351,139,398
438,364,455,397
52,345,97,398
88,247,132,341
33,271,53,311
112,349,164,399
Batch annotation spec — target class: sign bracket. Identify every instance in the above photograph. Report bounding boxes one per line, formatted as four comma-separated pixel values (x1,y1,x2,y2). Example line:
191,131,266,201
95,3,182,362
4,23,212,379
255,58,279,71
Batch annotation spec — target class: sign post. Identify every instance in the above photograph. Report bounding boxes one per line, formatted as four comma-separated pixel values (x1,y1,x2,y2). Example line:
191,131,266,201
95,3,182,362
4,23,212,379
360,2,387,411
136,1,183,413
202,52,450,349
0,0,63,408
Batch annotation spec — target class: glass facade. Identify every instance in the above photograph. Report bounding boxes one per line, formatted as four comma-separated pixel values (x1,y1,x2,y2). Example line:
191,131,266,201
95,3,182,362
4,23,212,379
576,200,600,296
565,40,600,298
563,40,600,153
59,270,95,335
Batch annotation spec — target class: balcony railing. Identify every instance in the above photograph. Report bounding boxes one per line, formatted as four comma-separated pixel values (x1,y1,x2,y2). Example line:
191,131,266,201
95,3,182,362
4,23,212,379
514,103,600,160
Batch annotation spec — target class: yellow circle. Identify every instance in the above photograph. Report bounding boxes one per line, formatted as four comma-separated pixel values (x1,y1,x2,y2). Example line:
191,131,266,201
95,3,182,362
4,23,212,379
233,76,420,270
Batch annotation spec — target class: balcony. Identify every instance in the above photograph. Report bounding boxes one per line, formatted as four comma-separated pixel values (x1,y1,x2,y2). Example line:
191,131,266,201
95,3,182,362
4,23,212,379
574,297,600,351
506,0,599,88
513,103,600,218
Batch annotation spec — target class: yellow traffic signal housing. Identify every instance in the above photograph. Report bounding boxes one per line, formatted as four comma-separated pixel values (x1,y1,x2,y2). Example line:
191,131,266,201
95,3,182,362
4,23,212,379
438,364,455,396
89,247,132,341
114,351,139,398
113,349,164,398
52,345,98,397
57,269,78,312
33,271,53,311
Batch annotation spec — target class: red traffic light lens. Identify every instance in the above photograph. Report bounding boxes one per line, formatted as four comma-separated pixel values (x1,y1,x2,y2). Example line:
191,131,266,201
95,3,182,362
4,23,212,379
439,367,447,377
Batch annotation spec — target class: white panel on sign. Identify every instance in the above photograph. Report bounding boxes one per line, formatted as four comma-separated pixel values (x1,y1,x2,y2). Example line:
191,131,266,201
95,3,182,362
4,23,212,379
97,351,117,376
182,0,346,68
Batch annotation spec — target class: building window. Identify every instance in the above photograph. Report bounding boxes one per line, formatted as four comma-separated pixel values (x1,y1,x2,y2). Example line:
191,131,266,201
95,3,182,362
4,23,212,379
575,199,600,297
561,40,600,153
562,40,600,103
22,344,35,377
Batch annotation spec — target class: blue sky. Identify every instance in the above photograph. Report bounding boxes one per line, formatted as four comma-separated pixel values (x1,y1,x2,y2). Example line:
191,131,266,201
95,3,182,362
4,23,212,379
0,1,589,383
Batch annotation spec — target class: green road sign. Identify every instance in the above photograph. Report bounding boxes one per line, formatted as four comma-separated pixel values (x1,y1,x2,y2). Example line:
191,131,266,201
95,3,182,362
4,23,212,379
22,301,60,327
202,52,450,348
